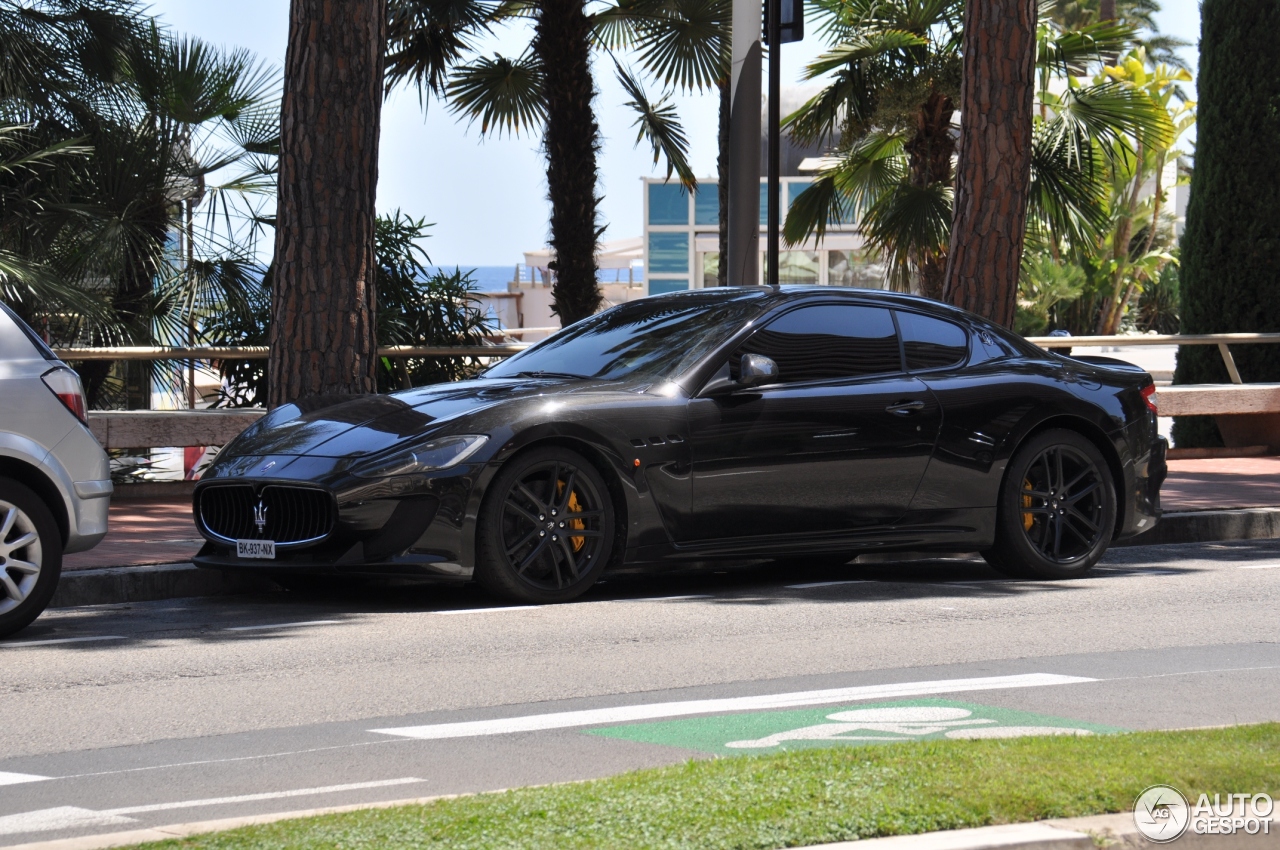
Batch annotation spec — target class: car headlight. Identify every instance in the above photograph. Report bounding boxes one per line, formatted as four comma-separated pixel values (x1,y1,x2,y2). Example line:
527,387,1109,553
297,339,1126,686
352,435,488,478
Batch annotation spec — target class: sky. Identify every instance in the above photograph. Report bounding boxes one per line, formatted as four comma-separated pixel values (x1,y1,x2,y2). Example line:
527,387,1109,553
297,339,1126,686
149,0,1202,268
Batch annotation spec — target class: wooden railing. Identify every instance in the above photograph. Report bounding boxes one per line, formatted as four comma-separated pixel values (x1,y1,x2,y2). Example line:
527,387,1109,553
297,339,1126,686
1025,332,1280,385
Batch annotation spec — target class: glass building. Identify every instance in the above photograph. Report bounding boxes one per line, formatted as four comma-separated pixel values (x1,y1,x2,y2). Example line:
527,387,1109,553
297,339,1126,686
642,176,887,295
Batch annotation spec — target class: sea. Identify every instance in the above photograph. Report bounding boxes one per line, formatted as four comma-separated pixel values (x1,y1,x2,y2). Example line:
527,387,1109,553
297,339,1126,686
428,265,645,292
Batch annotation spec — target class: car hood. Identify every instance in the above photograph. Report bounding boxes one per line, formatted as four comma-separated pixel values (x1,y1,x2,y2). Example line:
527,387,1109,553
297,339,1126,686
223,376,636,459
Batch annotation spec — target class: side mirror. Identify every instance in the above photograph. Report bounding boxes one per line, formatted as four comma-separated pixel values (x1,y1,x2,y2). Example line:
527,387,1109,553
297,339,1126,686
739,353,779,388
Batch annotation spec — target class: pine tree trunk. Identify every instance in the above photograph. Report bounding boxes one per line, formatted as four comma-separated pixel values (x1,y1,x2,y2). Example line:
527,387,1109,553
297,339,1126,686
942,0,1037,329
536,0,601,325
269,0,385,408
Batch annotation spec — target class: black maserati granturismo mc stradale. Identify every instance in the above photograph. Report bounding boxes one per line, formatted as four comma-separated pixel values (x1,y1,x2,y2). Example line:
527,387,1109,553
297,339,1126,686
192,287,1167,603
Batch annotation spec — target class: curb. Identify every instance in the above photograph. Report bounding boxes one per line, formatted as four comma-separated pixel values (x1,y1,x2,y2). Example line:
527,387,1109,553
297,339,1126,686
49,563,276,609
47,507,1280,609
1118,507,1280,547
6,807,1276,850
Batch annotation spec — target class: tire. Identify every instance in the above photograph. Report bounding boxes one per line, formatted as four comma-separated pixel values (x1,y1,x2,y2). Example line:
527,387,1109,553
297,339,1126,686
982,429,1116,580
476,446,615,603
0,478,63,639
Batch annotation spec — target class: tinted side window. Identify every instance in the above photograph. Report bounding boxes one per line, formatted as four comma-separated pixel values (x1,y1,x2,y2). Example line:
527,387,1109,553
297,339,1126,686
738,305,901,383
897,311,967,371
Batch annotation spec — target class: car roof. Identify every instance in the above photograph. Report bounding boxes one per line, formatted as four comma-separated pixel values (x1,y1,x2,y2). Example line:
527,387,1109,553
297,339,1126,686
641,285,982,323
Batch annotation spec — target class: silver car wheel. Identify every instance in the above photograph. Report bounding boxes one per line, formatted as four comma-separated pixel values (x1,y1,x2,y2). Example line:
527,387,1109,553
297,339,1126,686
0,499,43,615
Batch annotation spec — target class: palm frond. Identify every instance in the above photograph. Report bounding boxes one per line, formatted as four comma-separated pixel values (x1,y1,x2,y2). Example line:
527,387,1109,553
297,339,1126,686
805,30,930,78
1038,20,1135,77
614,62,696,188
783,129,906,243
447,51,546,137
626,0,729,92
386,0,499,103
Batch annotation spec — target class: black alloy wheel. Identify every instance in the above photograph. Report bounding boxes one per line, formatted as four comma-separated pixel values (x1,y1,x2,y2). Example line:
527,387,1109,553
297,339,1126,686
476,447,615,603
983,429,1115,580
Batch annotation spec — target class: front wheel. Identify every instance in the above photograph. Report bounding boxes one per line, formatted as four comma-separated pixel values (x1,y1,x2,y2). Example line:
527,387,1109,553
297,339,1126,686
0,478,63,639
983,429,1115,580
476,447,616,603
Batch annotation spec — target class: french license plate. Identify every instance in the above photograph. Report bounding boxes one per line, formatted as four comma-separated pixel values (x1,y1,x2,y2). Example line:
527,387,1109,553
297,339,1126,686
236,539,276,559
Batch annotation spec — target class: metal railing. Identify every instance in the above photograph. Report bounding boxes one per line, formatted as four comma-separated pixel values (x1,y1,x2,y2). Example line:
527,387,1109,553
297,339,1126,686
1024,332,1280,385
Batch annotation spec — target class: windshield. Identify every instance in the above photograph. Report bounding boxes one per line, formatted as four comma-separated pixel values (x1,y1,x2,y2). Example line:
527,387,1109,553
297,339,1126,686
485,292,767,382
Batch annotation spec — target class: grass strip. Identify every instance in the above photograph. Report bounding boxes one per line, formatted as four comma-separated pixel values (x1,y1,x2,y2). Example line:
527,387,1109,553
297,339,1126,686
136,723,1279,849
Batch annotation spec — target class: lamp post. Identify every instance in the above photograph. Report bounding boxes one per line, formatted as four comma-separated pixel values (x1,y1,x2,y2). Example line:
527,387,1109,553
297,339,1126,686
727,0,762,288
766,0,803,289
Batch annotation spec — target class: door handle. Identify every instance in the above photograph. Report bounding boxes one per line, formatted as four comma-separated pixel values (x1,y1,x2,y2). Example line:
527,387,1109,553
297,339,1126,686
886,400,926,415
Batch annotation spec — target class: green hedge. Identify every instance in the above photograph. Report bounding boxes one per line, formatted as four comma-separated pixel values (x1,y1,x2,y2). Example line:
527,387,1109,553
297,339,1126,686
1173,0,1280,447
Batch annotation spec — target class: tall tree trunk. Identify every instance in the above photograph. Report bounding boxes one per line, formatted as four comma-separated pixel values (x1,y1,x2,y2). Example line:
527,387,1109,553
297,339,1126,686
1099,0,1116,22
269,0,385,408
717,75,730,285
943,0,1037,328
536,0,601,325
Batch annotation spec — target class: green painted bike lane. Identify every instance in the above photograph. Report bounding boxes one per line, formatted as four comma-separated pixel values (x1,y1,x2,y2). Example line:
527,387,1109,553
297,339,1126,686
589,699,1121,755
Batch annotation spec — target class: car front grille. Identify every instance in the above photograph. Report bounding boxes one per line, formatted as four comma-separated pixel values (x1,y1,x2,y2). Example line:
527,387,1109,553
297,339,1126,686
198,484,334,546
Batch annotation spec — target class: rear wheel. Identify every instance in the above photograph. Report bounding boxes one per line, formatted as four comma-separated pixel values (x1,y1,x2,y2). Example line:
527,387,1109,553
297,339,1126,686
0,478,62,639
476,447,614,603
982,429,1115,580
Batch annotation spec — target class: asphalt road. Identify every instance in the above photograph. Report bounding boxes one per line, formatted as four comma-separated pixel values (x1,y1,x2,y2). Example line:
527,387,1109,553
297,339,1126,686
2,540,1279,845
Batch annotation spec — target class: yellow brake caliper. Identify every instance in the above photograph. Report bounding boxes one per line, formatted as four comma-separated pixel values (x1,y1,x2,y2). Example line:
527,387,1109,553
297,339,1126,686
1022,478,1035,531
567,490,586,551
555,479,588,552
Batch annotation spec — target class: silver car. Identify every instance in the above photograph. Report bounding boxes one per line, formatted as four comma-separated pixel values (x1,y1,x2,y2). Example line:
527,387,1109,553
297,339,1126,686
0,302,111,637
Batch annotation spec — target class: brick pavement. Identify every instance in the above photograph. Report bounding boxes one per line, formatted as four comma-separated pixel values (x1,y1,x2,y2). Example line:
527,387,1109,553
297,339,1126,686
59,457,1280,571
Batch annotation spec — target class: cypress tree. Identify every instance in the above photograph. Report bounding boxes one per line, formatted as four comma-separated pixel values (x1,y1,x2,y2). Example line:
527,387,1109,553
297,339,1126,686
1172,0,1280,447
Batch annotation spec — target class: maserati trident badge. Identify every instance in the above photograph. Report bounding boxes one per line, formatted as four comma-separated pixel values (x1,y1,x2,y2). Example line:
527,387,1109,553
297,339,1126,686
253,499,268,534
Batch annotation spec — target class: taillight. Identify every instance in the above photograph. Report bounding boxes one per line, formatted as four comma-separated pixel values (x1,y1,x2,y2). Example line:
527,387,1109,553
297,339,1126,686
41,367,87,423
1140,384,1157,414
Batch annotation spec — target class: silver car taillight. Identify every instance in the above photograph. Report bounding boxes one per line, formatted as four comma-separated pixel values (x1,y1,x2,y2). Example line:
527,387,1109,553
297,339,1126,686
41,367,88,424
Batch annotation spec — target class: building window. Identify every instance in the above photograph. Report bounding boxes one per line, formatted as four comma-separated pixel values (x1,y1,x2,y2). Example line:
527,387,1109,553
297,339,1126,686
828,249,886,288
765,250,820,285
694,184,719,226
649,232,689,273
648,183,688,225
650,278,689,294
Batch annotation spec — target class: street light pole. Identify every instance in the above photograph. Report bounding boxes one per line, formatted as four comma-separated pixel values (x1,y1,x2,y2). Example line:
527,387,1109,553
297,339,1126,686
727,0,762,288
765,0,781,290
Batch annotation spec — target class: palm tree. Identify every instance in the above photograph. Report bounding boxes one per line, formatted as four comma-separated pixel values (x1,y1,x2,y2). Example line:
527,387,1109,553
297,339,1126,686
1045,0,1191,69
0,0,280,407
783,0,1171,304
386,0,709,324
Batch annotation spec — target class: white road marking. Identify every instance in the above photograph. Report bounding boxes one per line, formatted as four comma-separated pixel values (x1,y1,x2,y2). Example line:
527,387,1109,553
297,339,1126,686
1239,564,1280,570
371,673,1095,741
0,807,135,836
102,777,426,815
0,772,50,787
224,620,342,632
0,779,426,836
0,635,125,648
436,606,543,615
786,580,870,589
